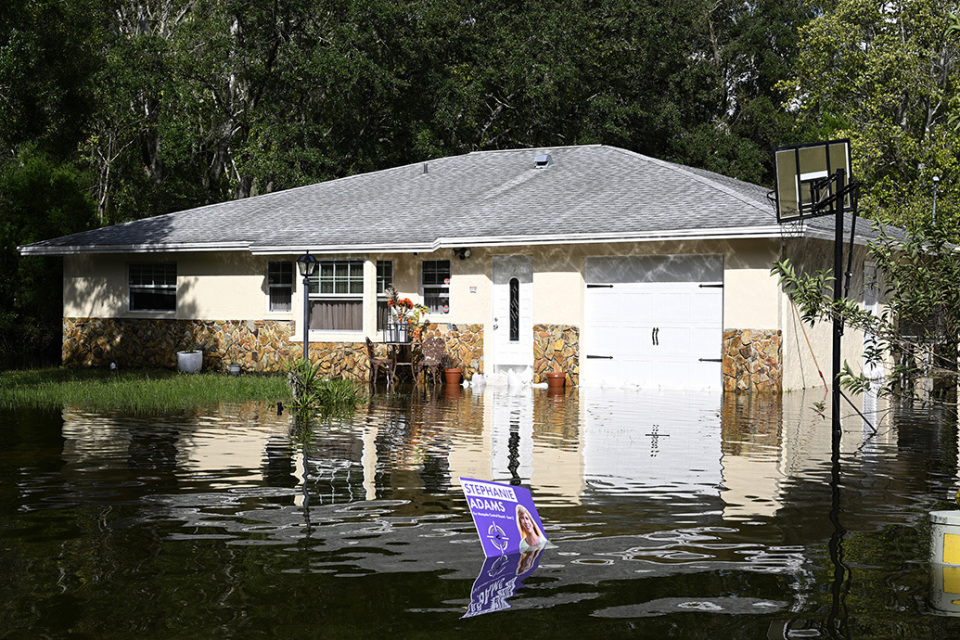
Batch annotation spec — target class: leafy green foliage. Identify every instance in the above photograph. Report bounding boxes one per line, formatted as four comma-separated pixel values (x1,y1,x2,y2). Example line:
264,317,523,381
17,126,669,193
0,0,101,158
0,367,291,412
6,0,819,226
0,150,96,368
784,0,960,236
773,225,960,400
286,358,362,420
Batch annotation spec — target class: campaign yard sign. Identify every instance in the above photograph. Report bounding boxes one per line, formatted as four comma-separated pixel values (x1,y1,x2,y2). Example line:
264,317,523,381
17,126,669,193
462,551,543,618
460,478,548,557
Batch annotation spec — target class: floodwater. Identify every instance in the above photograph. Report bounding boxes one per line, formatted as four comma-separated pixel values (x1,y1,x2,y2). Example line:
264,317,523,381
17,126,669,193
2,385,960,639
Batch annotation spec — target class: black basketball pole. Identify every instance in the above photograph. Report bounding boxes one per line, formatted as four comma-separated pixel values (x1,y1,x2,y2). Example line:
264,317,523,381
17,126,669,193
832,168,845,435
828,167,849,639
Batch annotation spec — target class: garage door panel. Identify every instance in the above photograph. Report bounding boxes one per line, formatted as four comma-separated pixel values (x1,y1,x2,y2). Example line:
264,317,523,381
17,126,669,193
619,291,655,322
584,255,723,389
655,292,691,322
657,326,691,356
589,327,625,357
589,290,621,318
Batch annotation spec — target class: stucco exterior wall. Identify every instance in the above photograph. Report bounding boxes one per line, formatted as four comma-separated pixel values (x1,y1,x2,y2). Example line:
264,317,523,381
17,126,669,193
64,252,297,322
66,240,785,335
778,239,877,393
61,238,804,390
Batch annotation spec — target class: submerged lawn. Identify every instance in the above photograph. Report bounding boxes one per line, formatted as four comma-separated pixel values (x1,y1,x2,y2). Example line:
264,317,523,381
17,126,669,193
0,368,294,412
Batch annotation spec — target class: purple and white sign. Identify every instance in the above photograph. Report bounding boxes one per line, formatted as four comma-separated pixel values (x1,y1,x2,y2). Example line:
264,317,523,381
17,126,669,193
460,477,548,557
462,550,543,618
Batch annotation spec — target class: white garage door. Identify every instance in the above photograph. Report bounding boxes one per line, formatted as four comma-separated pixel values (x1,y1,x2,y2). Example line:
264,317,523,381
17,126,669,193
583,255,723,389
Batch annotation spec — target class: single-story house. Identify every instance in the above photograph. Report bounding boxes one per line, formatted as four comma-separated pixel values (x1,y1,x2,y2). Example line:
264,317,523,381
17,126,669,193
19,144,889,392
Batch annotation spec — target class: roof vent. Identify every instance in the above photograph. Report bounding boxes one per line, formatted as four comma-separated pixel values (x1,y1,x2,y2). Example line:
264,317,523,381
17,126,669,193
534,154,553,169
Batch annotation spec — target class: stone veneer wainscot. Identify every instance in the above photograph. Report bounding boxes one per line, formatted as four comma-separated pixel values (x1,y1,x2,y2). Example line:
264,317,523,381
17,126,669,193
63,317,485,383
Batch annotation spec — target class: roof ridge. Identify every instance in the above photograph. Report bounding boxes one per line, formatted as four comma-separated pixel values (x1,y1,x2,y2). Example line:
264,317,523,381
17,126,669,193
465,144,604,156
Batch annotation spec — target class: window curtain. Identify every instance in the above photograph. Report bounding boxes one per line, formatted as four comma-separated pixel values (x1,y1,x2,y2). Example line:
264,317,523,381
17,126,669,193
377,299,389,330
309,299,362,331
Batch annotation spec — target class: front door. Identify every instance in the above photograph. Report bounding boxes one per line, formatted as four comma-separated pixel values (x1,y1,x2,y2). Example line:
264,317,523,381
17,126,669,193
491,255,533,372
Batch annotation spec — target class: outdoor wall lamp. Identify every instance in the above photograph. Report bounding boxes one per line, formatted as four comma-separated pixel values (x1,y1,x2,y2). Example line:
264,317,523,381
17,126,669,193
452,247,472,260
296,251,318,360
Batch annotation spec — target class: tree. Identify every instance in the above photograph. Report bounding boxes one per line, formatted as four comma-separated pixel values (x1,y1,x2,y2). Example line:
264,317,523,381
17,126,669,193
774,225,960,402
0,150,96,368
0,0,100,159
784,0,960,236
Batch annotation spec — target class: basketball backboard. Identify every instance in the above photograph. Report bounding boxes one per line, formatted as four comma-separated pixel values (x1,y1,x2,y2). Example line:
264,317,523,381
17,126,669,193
774,140,852,222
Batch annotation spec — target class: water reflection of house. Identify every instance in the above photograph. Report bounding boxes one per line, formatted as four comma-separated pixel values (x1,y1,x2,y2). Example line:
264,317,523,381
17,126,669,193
580,389,723,498
720,390,899,523
446,388,729,512
58,403,292,500
54,387,905,527
445,387,585,506
720,393,784,520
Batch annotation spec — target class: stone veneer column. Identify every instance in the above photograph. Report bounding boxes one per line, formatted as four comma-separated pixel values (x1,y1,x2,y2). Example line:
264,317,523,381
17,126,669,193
533,324,579,386
722,329,782,393
420,323,484,380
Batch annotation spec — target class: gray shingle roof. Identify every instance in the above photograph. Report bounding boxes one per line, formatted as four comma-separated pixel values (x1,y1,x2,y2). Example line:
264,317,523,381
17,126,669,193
21,145,888,255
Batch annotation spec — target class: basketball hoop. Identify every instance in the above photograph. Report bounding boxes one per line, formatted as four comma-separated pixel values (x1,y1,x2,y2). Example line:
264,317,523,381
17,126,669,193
774,139,854,222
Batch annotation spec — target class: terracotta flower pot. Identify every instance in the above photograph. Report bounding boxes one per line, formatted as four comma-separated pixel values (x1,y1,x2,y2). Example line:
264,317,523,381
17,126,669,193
546,371,565,390
444,367,462,386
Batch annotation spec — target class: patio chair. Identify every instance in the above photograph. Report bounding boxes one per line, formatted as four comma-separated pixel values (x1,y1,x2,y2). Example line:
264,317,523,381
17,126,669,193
365,337,393,385
418,337,445,385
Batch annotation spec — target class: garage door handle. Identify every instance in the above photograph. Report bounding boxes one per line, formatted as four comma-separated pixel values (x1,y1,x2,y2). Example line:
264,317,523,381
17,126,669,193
586,355,613,359
652,327,659,346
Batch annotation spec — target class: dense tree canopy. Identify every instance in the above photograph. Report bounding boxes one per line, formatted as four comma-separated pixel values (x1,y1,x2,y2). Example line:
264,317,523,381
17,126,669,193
4,0,819,224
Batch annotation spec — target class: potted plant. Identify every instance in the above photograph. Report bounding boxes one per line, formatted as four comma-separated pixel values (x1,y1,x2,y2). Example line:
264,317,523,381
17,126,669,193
177,346,203,373
545,370,566,390
385,287,429,342
441,354,462,386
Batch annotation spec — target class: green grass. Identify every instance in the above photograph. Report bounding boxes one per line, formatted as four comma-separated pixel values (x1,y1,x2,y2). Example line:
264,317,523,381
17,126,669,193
0,367,294,412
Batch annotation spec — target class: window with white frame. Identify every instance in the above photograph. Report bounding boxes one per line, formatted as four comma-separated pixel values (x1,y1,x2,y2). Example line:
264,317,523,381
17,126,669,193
421,260,450,314
129,263,176,312
376,260,393,330
267,261,293,312
308,260,364,331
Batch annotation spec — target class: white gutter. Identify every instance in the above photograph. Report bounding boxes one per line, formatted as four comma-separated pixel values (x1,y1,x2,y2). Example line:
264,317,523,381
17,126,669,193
21,224,871,257
250,226,790,255
18,241,251,256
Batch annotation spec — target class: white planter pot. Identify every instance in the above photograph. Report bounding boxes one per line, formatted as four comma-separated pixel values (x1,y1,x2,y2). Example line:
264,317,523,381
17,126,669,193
382,322,409,343
177,350,203,373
